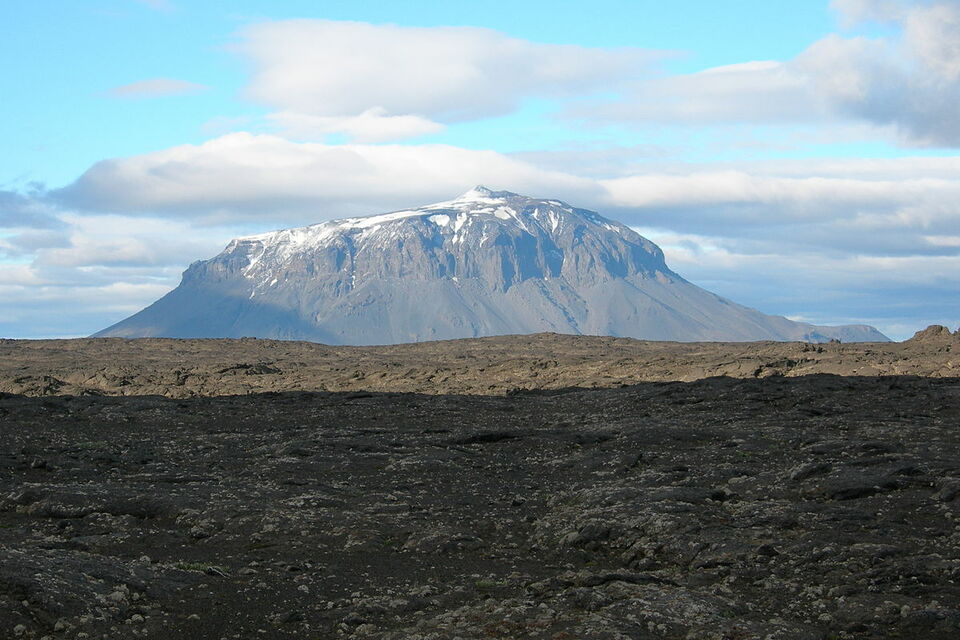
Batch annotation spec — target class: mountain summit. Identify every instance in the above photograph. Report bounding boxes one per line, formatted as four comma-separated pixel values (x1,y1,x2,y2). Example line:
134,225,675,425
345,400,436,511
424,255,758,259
95,187,888,343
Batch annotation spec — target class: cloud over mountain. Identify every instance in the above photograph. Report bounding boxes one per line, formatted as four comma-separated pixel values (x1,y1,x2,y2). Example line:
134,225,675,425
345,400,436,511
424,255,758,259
50,133,960,263
53,133,600,221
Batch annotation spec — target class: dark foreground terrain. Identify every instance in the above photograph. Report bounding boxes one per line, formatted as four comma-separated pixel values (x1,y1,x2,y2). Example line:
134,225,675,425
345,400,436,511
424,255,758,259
2,371,960,639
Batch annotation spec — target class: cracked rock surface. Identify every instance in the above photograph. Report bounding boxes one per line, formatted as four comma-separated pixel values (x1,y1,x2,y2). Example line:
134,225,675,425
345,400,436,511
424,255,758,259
2,369,960,638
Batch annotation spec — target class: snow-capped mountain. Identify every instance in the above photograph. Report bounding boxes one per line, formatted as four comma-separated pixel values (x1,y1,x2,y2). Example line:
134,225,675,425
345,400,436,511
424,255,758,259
95,187,889,343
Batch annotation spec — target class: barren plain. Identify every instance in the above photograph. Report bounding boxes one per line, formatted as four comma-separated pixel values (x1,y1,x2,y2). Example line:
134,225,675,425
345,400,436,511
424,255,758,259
1,327,959,639
2,326,959,398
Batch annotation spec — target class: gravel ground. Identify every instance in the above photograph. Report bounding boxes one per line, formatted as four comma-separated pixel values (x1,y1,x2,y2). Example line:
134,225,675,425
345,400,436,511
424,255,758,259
2,369,960,639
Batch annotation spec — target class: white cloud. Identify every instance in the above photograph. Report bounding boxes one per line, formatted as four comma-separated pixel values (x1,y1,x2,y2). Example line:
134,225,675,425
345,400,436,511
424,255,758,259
925,235,960,247
575,60,822,125
30,214,238,269
904,3,960,79
0,189,62,229
0,214,243,337
0,229,70,257
570,1,960,147
55,132,602,223
830,0,909,24
50,133,960,263
268,108,445,143
741,155,960,179
107,78,207,99
600,165,960,260
0,276,177,338
795,29,960,146
793,2,960,145
0,264,47,287
601,170,960,217
218,12,960,146
234,19,663,141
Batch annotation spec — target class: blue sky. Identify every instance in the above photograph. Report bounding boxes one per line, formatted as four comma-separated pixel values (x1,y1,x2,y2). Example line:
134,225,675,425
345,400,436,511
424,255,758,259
2,0,959,340
0,0,916,186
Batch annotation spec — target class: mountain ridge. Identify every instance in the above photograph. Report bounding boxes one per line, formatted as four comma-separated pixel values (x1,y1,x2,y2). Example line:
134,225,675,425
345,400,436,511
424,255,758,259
95,187,889,344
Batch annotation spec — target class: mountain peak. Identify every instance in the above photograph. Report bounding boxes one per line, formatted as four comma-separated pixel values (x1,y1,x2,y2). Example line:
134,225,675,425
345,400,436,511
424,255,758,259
455,185,519,202
463,185,494,197
95,189,890,345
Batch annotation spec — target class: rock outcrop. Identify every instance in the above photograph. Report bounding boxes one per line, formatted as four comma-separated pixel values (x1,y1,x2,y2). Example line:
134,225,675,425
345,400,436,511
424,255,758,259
908,324,960,343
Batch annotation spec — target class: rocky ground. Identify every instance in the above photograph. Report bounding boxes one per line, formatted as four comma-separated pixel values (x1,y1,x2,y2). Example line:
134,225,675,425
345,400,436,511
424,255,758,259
1,326,958,398
1,329,960,639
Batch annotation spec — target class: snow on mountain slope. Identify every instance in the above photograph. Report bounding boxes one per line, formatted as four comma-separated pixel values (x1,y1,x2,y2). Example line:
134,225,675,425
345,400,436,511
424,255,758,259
95,187,889,344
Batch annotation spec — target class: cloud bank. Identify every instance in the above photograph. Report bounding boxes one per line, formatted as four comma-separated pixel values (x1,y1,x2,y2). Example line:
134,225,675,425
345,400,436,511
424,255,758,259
53,133,601,221
51,133,960,262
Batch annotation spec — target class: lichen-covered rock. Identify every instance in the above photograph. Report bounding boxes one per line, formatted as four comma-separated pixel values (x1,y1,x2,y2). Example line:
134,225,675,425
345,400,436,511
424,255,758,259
2,373,959,638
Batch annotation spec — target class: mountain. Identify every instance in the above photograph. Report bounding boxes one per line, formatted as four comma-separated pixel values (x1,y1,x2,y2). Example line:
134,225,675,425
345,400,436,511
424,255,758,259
95,187,889,344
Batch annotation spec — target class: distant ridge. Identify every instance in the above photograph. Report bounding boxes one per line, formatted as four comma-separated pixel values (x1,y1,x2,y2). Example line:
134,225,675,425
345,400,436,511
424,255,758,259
95,187,889,344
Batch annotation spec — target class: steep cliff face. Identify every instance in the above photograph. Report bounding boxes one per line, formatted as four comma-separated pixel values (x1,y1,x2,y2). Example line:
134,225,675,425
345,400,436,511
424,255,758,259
95,187,889,344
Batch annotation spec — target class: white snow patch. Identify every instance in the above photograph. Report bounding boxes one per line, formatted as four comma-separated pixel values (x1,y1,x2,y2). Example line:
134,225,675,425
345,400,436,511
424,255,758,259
239,224,344,270
230,190,613,277
455,186,503,202
425,187,505,210
547,210,560,232
323,210,424,230
242,243,267,277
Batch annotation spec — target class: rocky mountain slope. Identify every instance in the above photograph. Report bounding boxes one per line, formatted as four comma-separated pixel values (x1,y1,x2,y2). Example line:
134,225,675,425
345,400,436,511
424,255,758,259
95,187,887,343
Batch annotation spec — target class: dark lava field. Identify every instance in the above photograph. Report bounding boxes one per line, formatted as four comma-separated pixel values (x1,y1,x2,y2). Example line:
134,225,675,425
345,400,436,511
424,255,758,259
2,331,960,639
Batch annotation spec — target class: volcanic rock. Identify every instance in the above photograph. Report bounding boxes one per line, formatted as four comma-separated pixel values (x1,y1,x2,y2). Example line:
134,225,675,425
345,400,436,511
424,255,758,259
2,372,960,639
2,332,956,398
908,324,960,343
